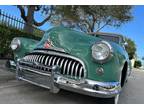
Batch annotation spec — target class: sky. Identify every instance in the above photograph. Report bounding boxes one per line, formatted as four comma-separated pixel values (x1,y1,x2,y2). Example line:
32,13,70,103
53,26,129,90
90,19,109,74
0,5,143,60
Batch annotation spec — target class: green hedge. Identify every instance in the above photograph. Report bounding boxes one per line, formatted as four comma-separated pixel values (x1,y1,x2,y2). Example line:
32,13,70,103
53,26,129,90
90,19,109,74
0,25,42,58
134,60,142,68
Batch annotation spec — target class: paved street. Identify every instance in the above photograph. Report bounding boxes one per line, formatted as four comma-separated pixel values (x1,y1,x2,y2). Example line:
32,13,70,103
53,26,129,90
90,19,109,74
0,60,144,104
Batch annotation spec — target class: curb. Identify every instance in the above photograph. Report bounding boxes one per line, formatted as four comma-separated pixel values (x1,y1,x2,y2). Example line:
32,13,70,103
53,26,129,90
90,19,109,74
133,68,144,72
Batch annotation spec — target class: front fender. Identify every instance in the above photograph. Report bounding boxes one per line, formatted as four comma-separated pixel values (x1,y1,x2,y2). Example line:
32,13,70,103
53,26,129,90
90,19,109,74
12,37,39,61
75,42,129,82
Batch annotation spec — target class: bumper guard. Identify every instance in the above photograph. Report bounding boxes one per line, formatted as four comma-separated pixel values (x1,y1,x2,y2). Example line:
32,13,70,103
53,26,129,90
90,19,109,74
16,60,121,98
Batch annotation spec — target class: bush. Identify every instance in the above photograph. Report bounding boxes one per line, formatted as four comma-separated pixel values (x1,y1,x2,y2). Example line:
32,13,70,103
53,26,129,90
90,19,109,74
134,60,142,68
0,24,42,58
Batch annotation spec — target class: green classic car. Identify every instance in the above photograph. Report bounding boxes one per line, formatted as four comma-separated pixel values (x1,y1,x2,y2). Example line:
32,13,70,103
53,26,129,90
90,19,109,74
7,26,131,104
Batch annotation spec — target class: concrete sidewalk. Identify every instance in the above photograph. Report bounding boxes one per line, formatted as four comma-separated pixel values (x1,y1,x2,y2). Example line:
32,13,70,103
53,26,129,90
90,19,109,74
132,68,144,72
0,60,15,82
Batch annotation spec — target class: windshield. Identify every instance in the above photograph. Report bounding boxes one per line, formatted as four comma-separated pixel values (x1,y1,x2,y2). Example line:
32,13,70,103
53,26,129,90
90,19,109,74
96,34,120,43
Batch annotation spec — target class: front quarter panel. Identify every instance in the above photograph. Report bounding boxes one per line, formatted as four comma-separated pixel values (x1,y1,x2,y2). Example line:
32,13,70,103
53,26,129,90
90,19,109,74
13,37,39,61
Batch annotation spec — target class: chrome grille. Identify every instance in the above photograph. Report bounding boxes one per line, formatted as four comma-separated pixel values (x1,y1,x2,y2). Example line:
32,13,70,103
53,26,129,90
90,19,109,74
20,51,86,79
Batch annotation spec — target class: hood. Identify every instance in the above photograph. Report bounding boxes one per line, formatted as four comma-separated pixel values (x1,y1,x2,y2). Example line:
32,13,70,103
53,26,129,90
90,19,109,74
36,27,102,58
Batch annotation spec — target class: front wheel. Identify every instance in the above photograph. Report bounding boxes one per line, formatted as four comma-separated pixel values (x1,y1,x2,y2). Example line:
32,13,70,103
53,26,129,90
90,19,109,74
107,95,119,104
97,95,120,104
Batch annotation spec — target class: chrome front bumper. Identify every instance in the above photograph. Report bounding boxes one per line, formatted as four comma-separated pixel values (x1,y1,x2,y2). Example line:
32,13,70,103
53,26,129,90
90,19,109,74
5,60,16,71
16,61,121,98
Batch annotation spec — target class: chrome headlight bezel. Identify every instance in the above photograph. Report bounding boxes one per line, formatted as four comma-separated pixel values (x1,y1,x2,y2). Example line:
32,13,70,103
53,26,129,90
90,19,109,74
10,38,21,51
91,40,113,63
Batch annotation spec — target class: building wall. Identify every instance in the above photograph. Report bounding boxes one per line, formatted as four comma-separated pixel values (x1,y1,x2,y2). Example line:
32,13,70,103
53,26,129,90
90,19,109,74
131,59,135,68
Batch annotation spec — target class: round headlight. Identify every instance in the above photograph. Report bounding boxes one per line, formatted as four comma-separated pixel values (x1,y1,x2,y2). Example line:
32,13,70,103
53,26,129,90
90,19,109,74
10,38,21,50
92,41,113,63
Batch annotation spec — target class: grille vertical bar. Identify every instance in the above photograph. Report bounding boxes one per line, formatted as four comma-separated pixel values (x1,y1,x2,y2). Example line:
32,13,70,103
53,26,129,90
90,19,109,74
67,60,72,75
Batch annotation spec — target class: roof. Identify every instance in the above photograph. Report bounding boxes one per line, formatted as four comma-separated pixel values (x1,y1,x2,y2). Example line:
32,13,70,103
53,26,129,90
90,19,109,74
88,32,123,37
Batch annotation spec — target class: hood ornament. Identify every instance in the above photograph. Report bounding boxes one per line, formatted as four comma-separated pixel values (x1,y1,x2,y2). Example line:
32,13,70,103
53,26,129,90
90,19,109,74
44,38,65,53
44,38,54,48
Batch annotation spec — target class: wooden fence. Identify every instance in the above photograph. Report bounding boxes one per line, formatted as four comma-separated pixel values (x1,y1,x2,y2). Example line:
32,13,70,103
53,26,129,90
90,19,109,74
0,9,44,37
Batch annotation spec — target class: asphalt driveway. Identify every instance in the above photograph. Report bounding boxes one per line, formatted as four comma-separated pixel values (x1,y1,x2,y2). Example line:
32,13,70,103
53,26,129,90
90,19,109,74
0,60,144,104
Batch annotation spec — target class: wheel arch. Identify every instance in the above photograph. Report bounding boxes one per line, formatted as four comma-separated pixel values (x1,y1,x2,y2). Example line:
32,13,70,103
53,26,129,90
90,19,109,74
121,61,128,87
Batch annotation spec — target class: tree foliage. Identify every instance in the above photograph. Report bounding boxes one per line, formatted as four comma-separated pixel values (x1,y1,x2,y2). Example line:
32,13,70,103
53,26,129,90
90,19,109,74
0,24,41,58
18,5,133,33
52,5,133,33
125,37,136,59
